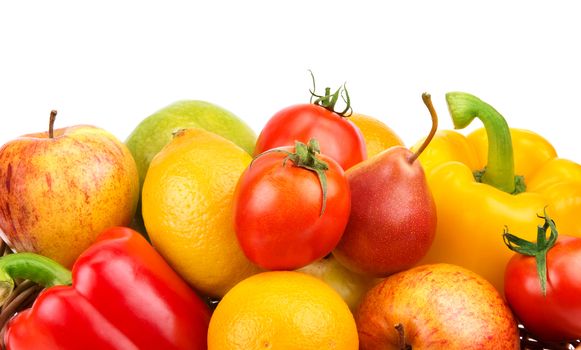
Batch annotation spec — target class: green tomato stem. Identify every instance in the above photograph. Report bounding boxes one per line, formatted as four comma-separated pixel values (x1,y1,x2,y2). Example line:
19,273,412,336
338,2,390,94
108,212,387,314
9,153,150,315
0,253,72,305
308,70,352,117
446,92,518,194
252,138,330,216
502,209,558,296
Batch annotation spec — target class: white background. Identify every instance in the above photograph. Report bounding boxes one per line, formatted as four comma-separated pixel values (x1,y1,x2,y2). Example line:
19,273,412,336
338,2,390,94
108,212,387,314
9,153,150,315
1,1,580,163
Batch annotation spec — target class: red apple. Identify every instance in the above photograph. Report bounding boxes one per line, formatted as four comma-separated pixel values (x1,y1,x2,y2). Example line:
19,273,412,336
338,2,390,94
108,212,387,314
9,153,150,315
0,111,139,267
356,263,520,350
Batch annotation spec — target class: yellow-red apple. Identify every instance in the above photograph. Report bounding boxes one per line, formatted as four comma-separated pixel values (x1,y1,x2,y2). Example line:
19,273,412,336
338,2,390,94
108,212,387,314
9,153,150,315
0,111,139,267
356,263,520,350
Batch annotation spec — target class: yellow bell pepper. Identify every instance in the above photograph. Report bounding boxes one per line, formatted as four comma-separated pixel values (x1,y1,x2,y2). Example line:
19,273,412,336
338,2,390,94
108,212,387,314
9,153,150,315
414,92,581,292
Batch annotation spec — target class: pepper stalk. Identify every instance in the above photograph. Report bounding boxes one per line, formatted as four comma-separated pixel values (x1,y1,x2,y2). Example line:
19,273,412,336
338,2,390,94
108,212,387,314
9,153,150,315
0,253,72,305
446,92,525,194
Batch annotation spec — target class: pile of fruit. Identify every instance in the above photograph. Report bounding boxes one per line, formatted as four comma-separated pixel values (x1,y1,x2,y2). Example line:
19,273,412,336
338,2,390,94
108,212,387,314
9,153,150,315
0,77,580,349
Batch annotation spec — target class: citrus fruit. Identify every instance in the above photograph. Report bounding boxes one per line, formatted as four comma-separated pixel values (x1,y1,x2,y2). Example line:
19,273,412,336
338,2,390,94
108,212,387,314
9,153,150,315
141,127,261,297
208,271,359,350
126,100,257,189
349,113,404,158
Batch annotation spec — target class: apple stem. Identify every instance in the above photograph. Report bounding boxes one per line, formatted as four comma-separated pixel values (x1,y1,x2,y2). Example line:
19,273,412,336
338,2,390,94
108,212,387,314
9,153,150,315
395,323,412,350
49,110,57,139
408,93,438,164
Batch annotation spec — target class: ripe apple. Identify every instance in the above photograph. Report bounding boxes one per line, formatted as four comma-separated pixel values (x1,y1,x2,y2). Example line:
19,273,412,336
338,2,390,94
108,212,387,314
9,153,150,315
0,111,139,267
356,263,520,350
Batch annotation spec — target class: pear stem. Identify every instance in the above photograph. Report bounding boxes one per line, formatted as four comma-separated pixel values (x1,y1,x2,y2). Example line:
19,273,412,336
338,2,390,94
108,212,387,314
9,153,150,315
48,110,57,139
408,93,438,164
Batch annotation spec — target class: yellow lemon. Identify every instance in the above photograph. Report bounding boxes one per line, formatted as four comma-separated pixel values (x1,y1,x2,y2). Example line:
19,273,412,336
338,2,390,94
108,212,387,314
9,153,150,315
141,127,261,297
208,271,359,350
349,113,404,158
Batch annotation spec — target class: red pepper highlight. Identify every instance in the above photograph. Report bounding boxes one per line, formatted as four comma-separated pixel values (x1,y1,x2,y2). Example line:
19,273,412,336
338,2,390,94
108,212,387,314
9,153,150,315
2,227,210,350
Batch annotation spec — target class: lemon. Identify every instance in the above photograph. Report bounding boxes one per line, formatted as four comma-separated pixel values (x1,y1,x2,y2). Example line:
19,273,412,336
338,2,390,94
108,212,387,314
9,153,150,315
141,127,261,297
126,100,257,190
349,113,404,158
208,271,359,350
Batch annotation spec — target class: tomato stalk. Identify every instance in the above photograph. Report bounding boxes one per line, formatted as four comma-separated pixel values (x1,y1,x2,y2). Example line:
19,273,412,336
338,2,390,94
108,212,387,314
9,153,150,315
252,138,330,216
446,92,525,194
308,71,352,117
503,209,558,295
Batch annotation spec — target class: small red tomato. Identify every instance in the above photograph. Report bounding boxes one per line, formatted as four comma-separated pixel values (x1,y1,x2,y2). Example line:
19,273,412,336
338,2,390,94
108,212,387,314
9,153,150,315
233,139,351,270
503,212,581,342
254,77,366,170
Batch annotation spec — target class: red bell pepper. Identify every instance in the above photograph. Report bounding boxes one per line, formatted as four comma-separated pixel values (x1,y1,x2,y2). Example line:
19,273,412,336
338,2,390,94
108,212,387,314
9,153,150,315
0,227,211,350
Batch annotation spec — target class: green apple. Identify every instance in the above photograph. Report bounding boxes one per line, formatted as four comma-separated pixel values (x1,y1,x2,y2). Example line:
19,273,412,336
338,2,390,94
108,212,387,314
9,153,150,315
296,255,380,312
125,100,257,191
125,100,256,235
0,111,140,267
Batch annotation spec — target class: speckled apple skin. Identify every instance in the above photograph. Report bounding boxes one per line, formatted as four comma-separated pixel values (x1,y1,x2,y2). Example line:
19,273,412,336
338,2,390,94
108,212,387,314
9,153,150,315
0,125,139,267
356,263,520,350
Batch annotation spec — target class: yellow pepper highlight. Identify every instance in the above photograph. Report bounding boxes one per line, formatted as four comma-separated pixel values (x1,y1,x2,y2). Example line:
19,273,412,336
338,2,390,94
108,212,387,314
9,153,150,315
415,92,581,292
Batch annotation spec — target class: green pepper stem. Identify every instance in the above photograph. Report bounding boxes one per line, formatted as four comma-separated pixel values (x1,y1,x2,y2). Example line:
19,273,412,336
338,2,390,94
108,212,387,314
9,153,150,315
0,253,72,304
445,92,516,194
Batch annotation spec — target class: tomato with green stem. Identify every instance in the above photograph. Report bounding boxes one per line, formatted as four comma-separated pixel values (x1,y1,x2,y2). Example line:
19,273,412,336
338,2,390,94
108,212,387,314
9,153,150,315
233,138,351,271
254,73,366,170
503,210,581,342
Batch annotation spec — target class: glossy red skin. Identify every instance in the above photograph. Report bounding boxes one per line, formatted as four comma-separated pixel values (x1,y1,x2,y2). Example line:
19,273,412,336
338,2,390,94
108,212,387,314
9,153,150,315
333,146,437,277
504,235,581,342
233,146,351,270
254,104,367,170
4,227,211,350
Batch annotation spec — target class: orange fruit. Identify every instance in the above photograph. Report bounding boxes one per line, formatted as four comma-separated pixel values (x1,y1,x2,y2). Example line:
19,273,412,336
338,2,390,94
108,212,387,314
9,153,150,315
349,113,404,158
141,128,261,297
208,271,359,350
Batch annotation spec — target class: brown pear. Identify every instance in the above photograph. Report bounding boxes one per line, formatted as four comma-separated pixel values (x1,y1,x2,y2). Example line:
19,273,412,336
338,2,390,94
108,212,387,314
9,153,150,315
333,93,438,277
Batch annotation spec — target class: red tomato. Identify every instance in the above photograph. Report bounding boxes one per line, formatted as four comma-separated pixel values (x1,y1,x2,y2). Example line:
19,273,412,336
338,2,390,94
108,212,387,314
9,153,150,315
504,234,581,342
233,139,351,270
254,103,367,170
